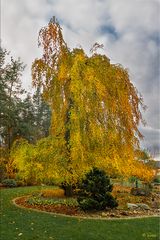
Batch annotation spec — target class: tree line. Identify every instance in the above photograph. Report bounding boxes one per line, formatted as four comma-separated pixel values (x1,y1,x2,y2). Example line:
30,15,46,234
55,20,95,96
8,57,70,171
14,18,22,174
0,47,51,149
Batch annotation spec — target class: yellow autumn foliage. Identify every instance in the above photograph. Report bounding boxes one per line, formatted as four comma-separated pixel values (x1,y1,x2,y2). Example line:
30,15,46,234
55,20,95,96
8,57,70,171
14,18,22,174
14,17,153,184
41,189,65,198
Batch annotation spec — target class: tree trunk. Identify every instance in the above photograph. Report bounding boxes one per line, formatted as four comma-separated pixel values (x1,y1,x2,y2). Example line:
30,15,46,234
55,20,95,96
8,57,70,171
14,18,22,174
8,126,12,150
62,183,74,197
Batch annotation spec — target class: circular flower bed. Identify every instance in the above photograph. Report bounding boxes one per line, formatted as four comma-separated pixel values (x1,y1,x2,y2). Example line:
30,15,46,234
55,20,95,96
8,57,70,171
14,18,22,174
13,191,159,219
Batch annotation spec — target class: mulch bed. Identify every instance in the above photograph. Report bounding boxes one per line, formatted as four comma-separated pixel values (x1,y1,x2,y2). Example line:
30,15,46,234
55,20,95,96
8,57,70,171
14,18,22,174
14,196,159,219
15,196,79,216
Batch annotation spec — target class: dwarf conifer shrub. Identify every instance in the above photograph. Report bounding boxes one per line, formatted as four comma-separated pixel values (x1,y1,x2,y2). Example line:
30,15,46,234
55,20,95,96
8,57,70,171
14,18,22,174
77,167,118,211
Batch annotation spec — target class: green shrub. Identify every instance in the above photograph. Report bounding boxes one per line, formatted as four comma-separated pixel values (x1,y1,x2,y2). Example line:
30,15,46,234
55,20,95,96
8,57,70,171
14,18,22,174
153,176,160,184
77,167,118,211
2,179,17,188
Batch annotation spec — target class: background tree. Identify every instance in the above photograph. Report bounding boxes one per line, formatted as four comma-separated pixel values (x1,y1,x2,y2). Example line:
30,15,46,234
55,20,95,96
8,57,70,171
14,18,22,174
31,18,153,185
16,93,35,142
0,47,51,149
0,47,51,182
17,90,51,143
32,87,51,141
0,47,25,149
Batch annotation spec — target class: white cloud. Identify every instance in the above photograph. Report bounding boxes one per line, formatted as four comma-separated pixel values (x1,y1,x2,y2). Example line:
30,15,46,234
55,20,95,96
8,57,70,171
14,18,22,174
140,126,160,146
107,0,159,34
1,0,160,148
140,126,160,159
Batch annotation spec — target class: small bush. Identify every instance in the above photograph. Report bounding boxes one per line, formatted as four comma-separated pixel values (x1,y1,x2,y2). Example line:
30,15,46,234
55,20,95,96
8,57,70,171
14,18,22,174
2,179,17,188
153,176,160,184
41,189,65,198
77,167,118,211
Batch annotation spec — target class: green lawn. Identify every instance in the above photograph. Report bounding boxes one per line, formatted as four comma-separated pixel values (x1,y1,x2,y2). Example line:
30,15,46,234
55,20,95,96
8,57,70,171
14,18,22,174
0,186,159,240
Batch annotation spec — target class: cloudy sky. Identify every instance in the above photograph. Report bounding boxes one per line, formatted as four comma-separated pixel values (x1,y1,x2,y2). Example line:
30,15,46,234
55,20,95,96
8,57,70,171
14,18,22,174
1,0,160,157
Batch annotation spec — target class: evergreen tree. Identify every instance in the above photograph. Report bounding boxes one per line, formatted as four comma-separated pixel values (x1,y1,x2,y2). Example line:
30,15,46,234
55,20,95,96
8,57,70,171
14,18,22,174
0,47,51,148
32,87,51,141
77,167,118,210
0,47,25,149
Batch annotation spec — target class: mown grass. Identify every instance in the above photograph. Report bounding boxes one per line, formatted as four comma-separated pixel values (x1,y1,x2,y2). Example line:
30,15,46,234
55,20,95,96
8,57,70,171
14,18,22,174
0,186,159,240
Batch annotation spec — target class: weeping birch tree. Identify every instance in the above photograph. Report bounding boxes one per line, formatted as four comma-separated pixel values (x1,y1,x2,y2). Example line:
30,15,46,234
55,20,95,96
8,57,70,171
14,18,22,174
31,17,153,185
